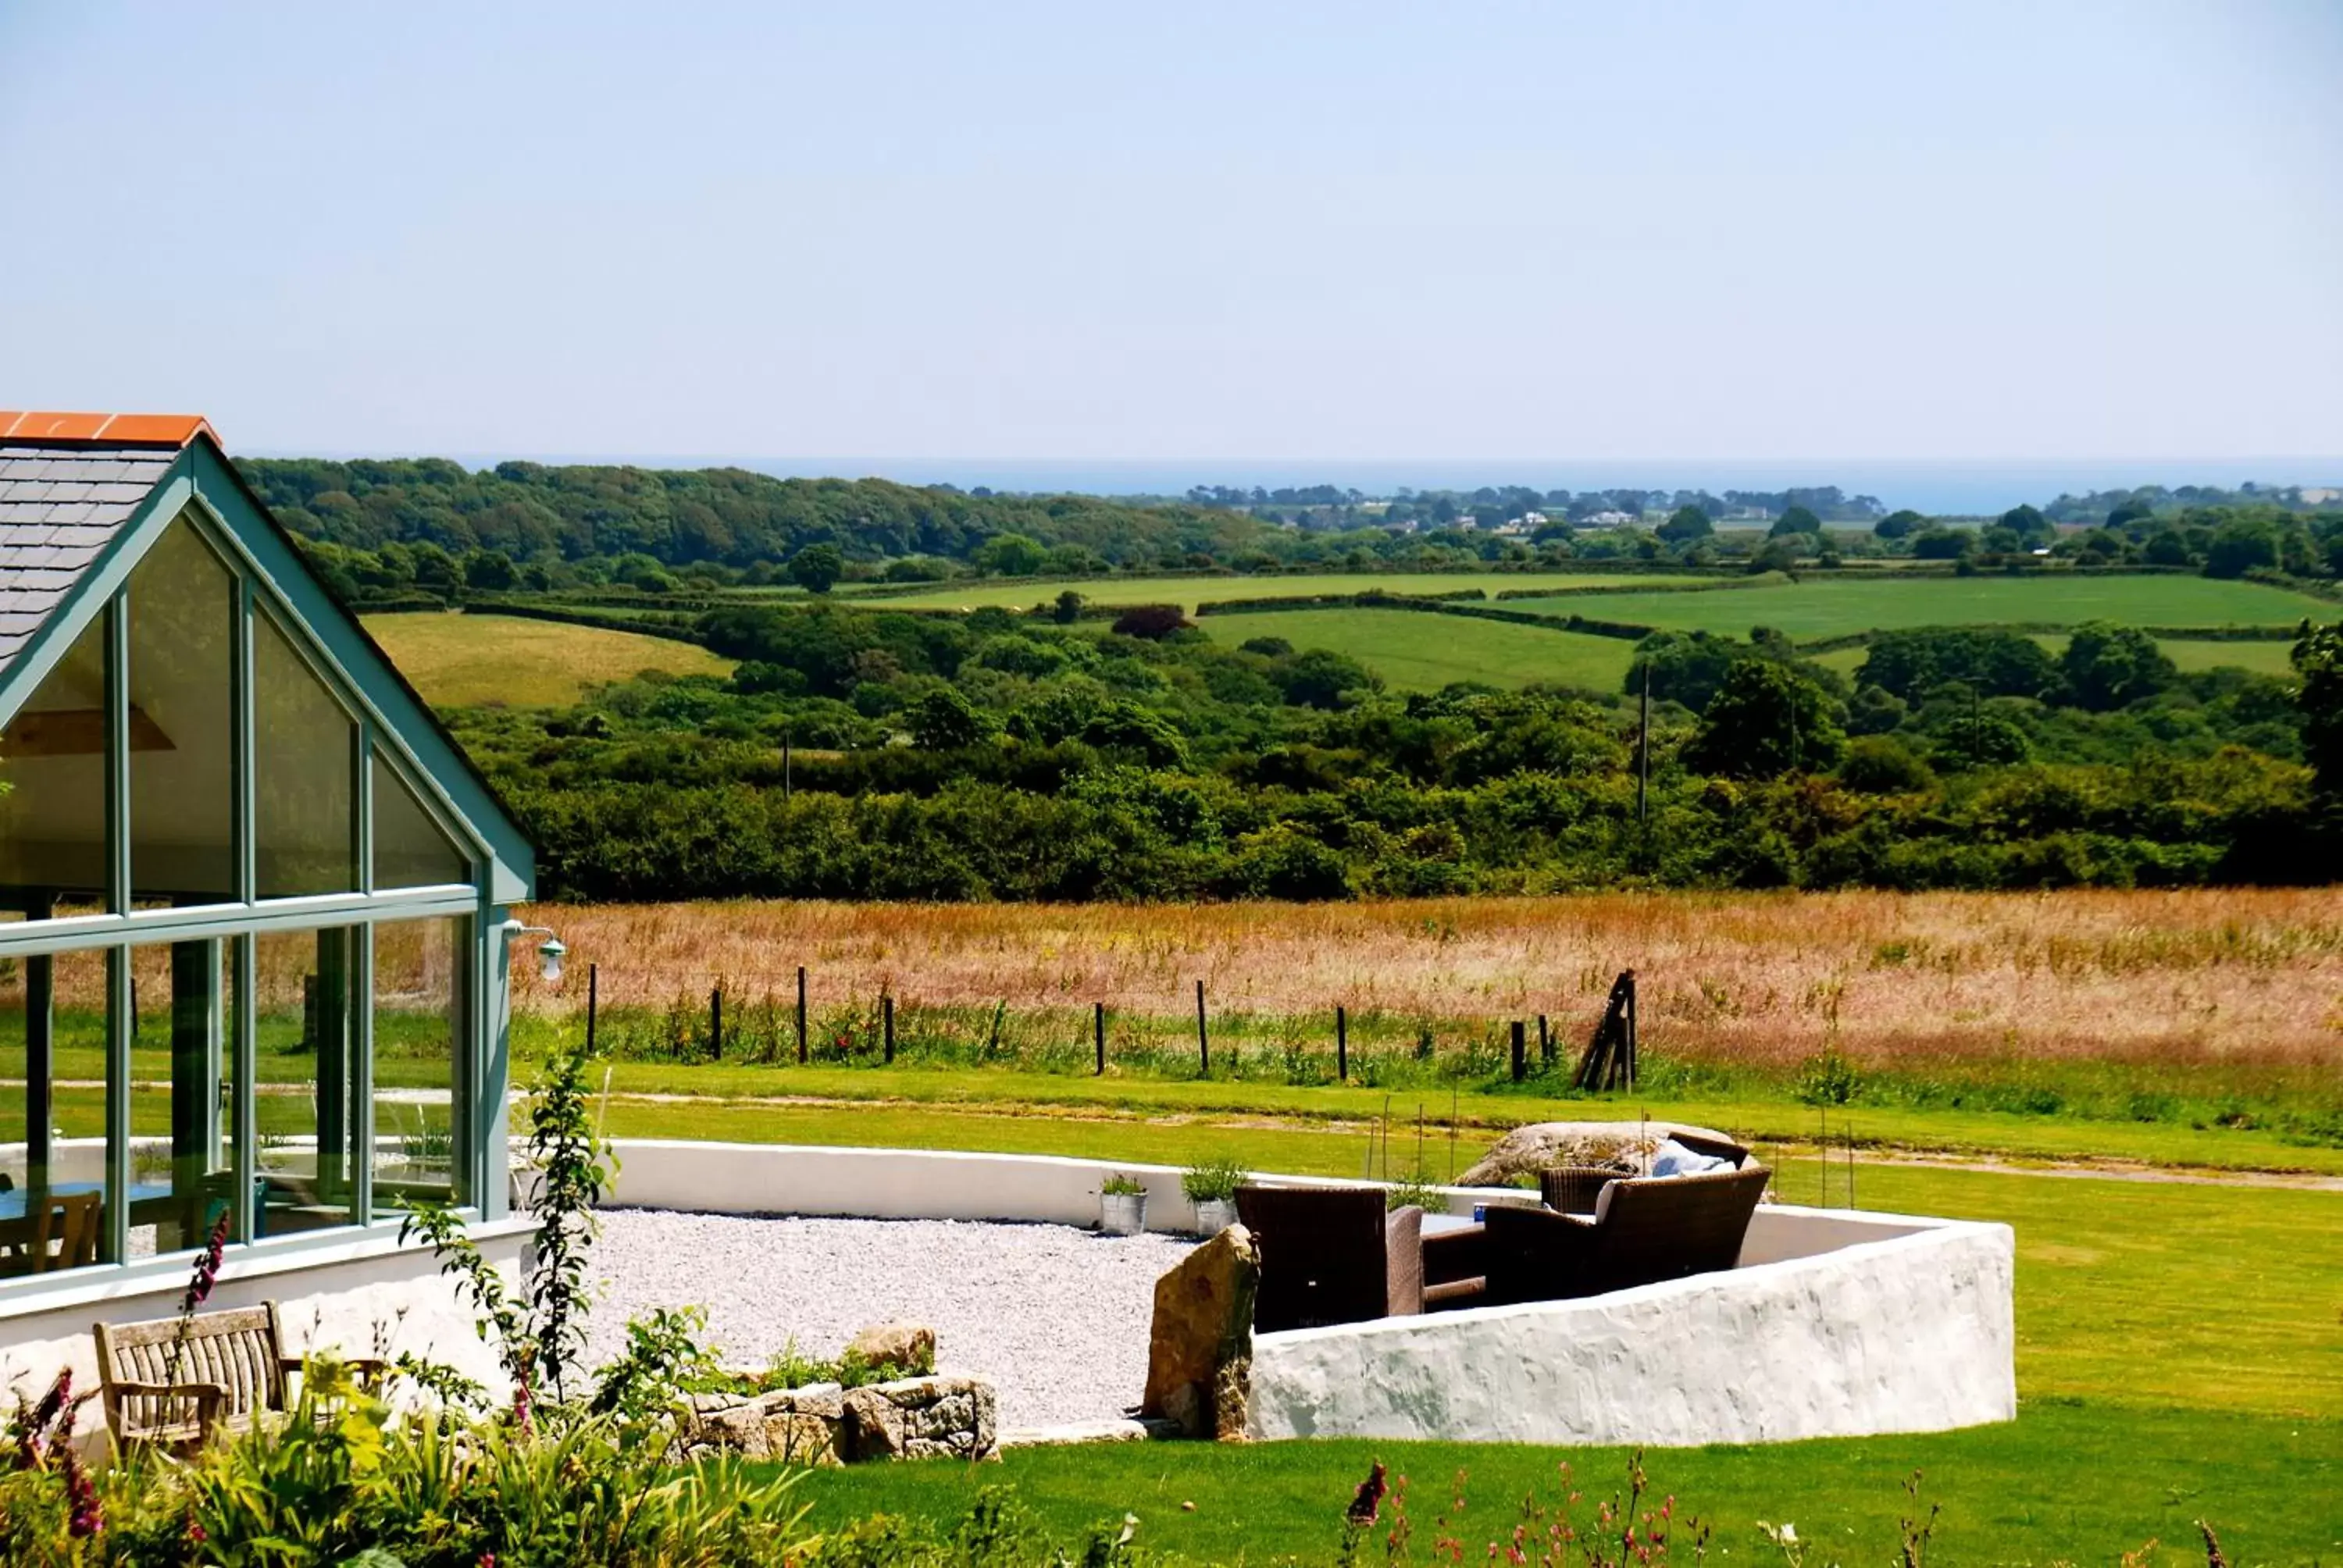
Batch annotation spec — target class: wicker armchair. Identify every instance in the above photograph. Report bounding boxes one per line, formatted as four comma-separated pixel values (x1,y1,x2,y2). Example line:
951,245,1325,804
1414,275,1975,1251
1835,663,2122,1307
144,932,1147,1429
1236,1185,1424,1331
1421,1222,1489,1311
1485,1162,1771,1306
1537,1164,1633,1215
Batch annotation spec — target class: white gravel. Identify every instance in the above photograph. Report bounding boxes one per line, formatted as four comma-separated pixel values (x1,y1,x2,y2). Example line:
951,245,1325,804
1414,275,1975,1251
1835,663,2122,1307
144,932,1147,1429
581,1209,1194,1430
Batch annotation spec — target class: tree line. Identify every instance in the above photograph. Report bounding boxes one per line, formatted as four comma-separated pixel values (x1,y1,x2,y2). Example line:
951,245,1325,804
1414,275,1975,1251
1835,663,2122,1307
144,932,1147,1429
239,455,2343,609
437,601,2342,903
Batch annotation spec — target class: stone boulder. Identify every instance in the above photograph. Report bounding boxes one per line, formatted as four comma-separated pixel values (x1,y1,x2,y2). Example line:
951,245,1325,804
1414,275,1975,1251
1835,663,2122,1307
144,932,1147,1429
1457,1121,1727,1188
1142,1223,1260,1440
843,1375,997,1461
847,1321,936,1372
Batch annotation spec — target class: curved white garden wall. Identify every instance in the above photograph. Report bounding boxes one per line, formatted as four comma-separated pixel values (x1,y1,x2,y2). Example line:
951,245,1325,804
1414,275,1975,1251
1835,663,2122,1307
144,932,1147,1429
602,1139,2016,1448
1247,1219,2015,1445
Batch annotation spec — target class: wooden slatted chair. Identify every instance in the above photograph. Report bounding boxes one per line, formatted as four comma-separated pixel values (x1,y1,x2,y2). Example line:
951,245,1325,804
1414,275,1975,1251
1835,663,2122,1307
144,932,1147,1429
92,1300,384,1453
27,1191,101,1274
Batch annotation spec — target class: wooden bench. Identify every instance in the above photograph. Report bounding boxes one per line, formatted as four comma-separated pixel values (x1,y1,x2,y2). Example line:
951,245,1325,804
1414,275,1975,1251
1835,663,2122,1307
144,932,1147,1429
92,1301,385,1452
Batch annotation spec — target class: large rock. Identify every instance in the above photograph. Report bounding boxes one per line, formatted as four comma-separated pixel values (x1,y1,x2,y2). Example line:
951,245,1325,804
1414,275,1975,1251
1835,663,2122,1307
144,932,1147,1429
1142,1223,1260,1441
846,1321,935,1371
843,1374,997,1462
1457,1121,1726,1187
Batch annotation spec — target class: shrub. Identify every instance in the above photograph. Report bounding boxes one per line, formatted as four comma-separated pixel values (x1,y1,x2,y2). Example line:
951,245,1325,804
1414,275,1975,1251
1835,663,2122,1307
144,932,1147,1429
1836,735,1936,794
1181,1156,1250,1203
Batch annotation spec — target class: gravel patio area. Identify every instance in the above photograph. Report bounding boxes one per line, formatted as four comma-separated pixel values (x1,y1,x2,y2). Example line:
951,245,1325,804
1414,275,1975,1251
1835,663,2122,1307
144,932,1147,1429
583,1209,1194,1430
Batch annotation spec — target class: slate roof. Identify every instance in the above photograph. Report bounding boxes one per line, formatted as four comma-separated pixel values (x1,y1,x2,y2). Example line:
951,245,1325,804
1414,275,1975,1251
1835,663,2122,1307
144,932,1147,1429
0,442,180,675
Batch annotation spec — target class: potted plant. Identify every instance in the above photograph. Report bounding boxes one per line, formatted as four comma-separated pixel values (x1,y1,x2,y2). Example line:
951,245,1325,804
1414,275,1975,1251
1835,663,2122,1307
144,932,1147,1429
1099,1172,1150,1235
1181,1156,1247,1235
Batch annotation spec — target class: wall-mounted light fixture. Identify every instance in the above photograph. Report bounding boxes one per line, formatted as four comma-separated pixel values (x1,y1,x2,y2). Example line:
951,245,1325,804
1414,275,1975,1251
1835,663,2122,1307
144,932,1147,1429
501,921,568,984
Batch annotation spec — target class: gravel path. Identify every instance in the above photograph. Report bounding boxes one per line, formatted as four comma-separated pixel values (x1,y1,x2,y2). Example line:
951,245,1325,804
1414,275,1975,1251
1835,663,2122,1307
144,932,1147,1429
583,1210,1194,1430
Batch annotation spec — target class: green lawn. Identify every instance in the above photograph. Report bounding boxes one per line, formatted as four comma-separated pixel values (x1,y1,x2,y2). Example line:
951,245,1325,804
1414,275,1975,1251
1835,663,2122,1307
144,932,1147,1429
565,1054,2343,1177
777,1404,2338,1568
861,572,1687,615
697,1093,2342,1565
1194,608,1637,693
1498,576,2332,642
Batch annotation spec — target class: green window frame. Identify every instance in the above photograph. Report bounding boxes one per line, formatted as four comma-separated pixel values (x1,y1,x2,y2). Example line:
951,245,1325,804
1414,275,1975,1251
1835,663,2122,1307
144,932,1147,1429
0,501,505,1294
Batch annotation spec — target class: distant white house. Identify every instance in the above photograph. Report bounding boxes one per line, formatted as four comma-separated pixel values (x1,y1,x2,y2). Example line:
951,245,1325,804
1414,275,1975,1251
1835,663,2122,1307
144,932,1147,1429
1582,509,1639,528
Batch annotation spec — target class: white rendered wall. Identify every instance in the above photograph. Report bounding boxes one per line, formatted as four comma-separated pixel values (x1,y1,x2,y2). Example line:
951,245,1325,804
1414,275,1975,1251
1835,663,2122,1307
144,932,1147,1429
1246,1216,2015,1445
0,1220,533,1453
607,1138,1542,1236
601,1140,2015,1448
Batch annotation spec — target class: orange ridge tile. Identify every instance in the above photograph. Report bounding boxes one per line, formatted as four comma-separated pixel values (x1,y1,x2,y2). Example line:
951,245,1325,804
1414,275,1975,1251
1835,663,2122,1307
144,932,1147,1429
0,411,215,447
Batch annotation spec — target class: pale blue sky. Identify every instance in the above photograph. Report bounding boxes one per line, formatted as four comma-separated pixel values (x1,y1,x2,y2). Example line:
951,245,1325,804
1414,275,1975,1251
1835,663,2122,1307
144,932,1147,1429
3,2,2339,486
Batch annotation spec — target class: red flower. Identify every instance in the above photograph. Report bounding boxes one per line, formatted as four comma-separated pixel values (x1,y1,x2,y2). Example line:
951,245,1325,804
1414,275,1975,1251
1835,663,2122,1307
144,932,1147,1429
1348,1460,1388,1526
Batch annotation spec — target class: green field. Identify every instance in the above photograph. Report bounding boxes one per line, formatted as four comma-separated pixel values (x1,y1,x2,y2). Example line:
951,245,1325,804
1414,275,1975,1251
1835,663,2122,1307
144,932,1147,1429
1196,607,1637,692
362,611,734,706
1499,575,2332,641
2160,637,2301,675
860,571,1687,615
1814,634,2297,682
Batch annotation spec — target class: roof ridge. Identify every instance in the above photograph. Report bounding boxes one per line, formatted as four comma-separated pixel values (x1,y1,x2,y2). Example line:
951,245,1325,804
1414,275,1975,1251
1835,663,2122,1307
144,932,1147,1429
0,412,216,447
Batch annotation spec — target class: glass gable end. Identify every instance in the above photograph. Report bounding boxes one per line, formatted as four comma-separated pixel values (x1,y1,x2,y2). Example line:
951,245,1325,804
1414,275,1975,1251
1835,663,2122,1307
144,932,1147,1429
0,501,508,1293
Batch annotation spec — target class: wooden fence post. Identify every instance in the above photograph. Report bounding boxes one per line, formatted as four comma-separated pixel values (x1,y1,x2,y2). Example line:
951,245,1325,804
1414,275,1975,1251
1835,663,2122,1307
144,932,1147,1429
883,994,894,1064
1510,1019,1526,1082
1194,980,1209,1076
585,963,598,1055
1537,1013,1550,1068
1335,1004,1348,1082
1623,971,1638,1089
1094,1001,1106,1075
796,966,808,1064
710,986,723,1062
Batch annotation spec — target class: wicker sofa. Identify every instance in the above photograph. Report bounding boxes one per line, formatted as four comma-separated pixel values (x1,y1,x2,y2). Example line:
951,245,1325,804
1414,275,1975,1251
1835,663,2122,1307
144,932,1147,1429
1484,1160,1771,1305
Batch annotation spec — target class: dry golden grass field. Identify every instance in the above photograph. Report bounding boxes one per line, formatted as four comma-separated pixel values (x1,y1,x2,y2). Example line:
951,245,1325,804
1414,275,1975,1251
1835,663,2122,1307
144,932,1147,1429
363,611,734,706
515,889,2343,1076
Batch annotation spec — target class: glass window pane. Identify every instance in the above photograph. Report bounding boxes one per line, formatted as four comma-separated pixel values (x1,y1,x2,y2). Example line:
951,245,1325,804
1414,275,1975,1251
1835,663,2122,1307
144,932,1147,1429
127,937,240,1258
0,618,109,905
372,916,468,1213
373,755,469,889
0,948,109,1279
255,612,355,898
130,515,237,904
253,928,355,1236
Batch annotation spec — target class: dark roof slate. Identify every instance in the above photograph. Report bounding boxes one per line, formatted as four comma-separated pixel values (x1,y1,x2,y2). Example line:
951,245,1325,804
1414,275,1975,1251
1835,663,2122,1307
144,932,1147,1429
0,443,177,675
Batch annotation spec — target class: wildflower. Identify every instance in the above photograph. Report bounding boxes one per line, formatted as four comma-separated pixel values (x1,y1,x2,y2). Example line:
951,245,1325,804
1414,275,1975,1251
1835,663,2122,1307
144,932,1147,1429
59,1442,102,1538
14,1367,72,1469
1348,1460,1388,1526
181,1210,231,1315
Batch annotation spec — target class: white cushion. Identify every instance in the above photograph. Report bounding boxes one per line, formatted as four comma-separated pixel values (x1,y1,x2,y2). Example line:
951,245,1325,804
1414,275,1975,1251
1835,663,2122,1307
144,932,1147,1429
1648,1139,1729,1178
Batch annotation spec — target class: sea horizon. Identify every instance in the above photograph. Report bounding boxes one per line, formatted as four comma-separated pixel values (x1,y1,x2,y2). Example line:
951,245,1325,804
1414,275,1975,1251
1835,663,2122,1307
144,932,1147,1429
236,451,2343,518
